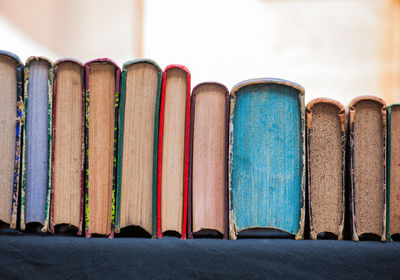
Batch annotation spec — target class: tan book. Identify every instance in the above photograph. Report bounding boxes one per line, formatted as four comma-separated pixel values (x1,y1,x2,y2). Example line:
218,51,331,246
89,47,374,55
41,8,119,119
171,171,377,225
0,51,23,230
50,59,84,234
188,82,229,239
115,59,162,237
348,96,386,241
306,98,345,240
157,65,191,238
84,59,120,237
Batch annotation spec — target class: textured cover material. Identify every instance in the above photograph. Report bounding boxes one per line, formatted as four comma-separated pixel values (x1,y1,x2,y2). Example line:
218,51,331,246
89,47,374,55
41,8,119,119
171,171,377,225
348,96,386,241
157,64,191,239
84,58,120,238
387,103,400,241
50,59,85,234
0,51,23,229
20,56,53,232
229,78,305,240
115,59,162,237
306,98,346,240
1,236,400,279
188,82,229,239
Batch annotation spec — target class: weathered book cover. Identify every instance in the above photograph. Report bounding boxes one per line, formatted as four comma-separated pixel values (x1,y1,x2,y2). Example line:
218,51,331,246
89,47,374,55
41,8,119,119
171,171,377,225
21,56,54,232
306,98,346,240
229,78,305,240
188,82,229,239
115,59,162,238
348,96,386,241
386,103,400,241
0,50,23,230
50,59,85,235
157,64,191,239
84,58,120,238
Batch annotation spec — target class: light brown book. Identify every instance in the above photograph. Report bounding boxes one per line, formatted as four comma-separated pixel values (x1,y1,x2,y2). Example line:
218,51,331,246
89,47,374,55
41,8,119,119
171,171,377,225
348,96,386,241
157,65,191,238
84,58,120,237
0,51,23,230
50,59,84,234
115,59,162,237
306,98,345,240
188,82,229,239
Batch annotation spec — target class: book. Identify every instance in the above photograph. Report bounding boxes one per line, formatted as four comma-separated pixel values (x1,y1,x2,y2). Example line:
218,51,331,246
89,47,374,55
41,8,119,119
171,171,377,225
306,98,346,240
115,59,162,237
50,59,85,234
84,58,120,237
0,51,23,230
21,56,54,232
348,96,386,241
229,78,305,240
386,103,400,241
157,65,191,239
188,82,229,239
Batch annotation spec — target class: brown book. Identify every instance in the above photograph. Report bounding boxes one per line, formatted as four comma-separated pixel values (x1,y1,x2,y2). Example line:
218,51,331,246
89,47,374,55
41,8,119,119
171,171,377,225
0,51,23,230
348,96,386,241
50,59,85,234
157,65,191,238
188,82,229,239
387,104,400,240
306,98,345,240
84,59,120,237
115,59,162,237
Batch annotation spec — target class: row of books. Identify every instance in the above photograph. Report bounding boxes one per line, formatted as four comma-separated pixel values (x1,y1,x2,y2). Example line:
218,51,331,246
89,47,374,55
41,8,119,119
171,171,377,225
0,50,397,241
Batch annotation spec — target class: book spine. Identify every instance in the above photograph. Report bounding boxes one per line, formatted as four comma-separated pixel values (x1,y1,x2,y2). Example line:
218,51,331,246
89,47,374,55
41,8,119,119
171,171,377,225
387,106,392,241
115,69,127,234
78,67,85,236
84,65,90,237
152,71,162,238
10,62,24,229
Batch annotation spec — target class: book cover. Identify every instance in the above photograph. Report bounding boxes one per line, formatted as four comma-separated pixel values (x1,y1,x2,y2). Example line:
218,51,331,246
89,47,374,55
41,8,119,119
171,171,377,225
20,56,54,232
0,50,23,230
50,59,85,234
306,98,346,240
348,96,386,241
188,82,229,239
386,103,400,241
157,65,191,239
229,78,305,240
84,58,120,238
115,59,162,237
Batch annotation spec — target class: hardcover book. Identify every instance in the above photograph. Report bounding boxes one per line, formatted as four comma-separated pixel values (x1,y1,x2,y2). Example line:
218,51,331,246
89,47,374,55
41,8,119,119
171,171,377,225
348,96,386,241
188,82,229,239
0,51,23,230
386,103,400,241
21,56,54,232
229,78,305,240
157,65,191,239
84,58,120,238
306,98,346,240
115,59,162,237
50,59,85,234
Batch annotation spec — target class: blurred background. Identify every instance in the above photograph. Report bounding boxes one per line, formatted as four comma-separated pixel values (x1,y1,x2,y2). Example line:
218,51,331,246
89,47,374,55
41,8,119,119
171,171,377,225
0,0,399,104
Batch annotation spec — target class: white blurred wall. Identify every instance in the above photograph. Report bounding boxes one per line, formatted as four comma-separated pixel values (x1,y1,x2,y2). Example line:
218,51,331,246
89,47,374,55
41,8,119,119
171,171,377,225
144,0,382,105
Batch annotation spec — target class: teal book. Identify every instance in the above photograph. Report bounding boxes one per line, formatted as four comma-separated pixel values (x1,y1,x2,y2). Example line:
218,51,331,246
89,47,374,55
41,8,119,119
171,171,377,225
229,78,305,240
115,59,162,237
20,56,54,232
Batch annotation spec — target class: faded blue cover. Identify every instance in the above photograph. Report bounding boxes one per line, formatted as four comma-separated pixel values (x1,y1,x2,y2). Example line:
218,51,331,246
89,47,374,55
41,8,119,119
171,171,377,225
24,59,51,227
229,78,305,239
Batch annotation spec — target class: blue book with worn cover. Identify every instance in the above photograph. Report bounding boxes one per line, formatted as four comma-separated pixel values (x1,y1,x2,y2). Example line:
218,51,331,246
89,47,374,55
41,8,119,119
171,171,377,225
229,78,305,239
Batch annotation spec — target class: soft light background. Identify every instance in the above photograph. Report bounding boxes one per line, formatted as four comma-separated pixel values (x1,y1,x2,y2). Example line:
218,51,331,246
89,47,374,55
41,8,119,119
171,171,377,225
0,0,399,104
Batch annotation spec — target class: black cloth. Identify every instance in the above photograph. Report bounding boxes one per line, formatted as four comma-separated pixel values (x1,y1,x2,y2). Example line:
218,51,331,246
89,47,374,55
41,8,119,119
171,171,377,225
0,235,399,279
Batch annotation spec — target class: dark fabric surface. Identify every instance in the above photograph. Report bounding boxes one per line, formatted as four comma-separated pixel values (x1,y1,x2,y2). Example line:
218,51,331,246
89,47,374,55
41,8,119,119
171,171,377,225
0,235,399,279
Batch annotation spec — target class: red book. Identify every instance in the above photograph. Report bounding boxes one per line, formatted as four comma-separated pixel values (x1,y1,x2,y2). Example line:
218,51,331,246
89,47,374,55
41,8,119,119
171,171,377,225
157,65,191,239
